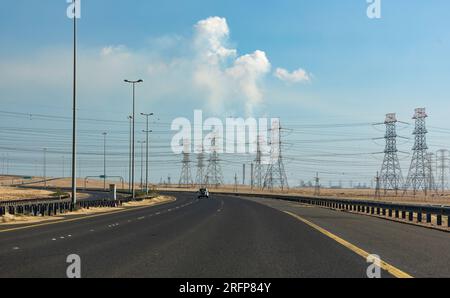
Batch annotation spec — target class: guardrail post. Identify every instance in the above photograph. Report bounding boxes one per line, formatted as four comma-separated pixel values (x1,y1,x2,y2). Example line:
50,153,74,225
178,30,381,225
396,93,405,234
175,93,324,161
437,214,442,226
417,211,422,223
402,210,406,219
395,210,399,218
408,211,413,222
426,213,431,224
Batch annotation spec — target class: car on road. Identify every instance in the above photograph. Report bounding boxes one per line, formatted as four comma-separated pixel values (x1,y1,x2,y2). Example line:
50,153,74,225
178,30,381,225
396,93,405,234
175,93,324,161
198,188,210,199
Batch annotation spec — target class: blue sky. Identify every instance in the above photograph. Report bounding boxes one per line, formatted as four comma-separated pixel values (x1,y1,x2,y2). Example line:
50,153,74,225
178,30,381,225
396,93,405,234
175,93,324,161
1,1,450,185
1,1,450,120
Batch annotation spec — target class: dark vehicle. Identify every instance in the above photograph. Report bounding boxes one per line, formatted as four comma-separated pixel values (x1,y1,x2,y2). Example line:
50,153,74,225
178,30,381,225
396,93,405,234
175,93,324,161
198,188,210,199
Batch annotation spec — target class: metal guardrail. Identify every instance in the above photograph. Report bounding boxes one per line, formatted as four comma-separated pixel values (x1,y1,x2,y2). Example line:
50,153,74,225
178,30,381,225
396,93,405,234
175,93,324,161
0,197,135,217
213,191,450,228
0,188,158,217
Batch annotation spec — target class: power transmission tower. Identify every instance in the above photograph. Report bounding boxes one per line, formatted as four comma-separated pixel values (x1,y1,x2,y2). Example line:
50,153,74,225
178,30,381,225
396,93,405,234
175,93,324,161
195,146,206,187
404,108,433,196
178,139,193,186
253,136,265,189
263,120,289,191
314,172,320,196
426,152,437,193
379,113,404,195
436,149,449,194
205,137,224,188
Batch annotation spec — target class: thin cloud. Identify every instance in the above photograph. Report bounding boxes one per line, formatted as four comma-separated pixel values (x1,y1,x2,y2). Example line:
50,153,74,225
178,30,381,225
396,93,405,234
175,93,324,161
275,67,311,84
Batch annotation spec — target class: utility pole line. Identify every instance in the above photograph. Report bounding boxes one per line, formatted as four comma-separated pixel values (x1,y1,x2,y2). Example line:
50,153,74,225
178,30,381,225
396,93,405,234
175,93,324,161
102,132,107,191
43,148,47,189
128,115,132,193
138,140,146,191
141,112,154,194
250,163,254,190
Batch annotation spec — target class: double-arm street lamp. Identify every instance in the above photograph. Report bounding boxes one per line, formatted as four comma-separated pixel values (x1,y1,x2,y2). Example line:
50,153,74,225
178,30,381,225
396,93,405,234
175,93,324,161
124,79,143,199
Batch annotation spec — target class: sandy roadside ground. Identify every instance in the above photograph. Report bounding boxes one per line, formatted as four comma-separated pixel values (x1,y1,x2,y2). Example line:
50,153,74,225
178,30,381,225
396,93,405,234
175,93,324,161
3,174,449,205
157,185,450,205
0,187,55,201
0,195,175,226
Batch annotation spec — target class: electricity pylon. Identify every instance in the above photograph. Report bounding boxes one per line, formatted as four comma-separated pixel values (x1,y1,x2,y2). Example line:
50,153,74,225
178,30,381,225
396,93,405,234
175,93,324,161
195,146,206,187
205,137,223,188
314,172,320,196
178,139,193,186
379,113,404,195
253,136,265,189
404,108,433,196
436,149,449,194
426,152,437,193
263,120,289,191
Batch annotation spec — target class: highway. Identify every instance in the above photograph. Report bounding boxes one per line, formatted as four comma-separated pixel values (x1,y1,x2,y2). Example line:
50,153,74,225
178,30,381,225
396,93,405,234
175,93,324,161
0,192,447,278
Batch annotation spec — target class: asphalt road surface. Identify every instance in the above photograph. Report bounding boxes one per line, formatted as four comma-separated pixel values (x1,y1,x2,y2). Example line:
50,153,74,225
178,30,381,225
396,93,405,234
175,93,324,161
1,192,439,278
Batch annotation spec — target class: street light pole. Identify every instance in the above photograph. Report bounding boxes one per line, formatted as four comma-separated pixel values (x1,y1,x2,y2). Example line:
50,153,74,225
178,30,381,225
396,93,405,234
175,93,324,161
102,132,107,191
43,148,47,189
141,113,154,194
137,140,146,192
71,0,78,205
128,115,132,193
124,79,143,199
